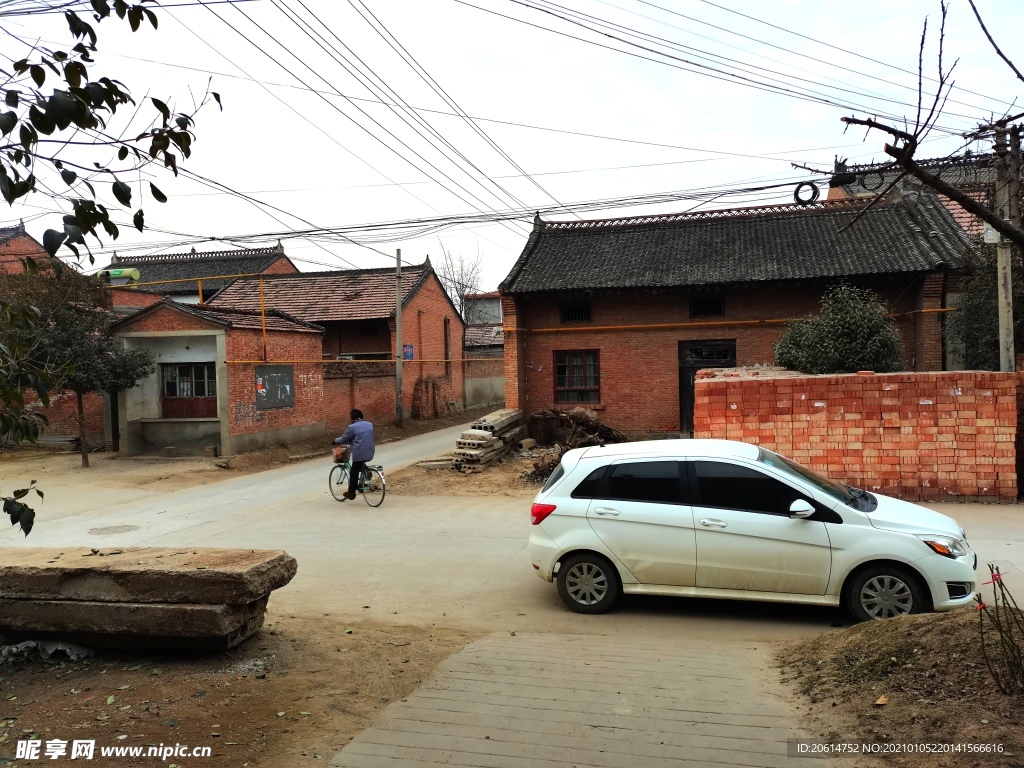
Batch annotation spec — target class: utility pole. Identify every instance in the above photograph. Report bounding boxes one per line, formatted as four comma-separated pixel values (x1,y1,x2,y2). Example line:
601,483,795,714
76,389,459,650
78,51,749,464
395,248,404,427
995,125,1015,372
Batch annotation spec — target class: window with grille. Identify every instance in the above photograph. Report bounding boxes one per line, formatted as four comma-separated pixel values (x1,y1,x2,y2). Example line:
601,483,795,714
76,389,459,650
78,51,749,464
690,297,724,317
555,350,600,403
161,363,218,418
560,303,592,323
163,363,217,399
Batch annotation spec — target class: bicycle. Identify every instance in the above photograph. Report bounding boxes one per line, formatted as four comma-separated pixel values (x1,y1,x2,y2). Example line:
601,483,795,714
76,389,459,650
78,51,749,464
328,448,386,507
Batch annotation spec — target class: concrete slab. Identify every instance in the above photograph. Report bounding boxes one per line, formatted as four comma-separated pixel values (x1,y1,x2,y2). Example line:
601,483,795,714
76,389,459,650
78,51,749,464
0,594,269,652
331,634,831,768
0,547,297,604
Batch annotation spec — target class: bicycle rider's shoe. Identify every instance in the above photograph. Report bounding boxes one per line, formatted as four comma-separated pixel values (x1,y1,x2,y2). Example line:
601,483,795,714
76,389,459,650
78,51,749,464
343,491,356,500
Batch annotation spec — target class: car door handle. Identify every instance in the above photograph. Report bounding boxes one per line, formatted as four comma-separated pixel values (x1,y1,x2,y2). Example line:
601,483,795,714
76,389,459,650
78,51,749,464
699,518,728,528
593,507,620,517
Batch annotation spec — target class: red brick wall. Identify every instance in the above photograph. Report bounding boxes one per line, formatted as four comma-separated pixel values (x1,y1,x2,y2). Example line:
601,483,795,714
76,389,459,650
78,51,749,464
261,256,300,276
107,287,162,312
0,233,46,274
693,368,1017,502
397,274,465,412
323,373,394,435
506,279,936,433
25,390,105,446
115,305,223,334
225,328,324,437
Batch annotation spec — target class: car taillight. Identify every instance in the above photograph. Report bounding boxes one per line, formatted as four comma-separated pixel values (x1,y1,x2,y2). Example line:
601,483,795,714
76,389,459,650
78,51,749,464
531,503,556,525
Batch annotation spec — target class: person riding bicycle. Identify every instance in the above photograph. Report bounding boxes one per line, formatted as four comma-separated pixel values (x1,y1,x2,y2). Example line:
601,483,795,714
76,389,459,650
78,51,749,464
332,409,376,501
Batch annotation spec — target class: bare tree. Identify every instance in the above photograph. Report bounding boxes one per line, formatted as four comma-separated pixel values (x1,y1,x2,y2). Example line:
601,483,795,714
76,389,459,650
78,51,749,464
840,1,1023,248
434,241,483,323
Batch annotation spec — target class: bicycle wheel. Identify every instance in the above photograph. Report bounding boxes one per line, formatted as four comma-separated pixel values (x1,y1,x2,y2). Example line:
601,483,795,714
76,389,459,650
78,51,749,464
361,467,386,507
328,463,350,502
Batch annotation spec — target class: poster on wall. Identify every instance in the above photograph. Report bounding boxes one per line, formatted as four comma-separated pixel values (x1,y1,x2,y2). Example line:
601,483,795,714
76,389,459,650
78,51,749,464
255,365,295,410
403,344,414,360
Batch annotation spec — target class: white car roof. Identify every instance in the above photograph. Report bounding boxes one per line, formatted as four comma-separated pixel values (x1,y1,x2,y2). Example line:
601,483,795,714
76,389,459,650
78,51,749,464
576,439,760,462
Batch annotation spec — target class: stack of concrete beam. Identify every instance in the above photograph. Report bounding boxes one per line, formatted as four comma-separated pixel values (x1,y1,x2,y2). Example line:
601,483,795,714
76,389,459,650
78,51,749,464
0,548,297,653
452,409,524,471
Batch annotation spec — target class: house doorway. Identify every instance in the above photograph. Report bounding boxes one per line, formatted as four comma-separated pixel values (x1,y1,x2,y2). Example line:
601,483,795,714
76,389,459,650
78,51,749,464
679,340,736,434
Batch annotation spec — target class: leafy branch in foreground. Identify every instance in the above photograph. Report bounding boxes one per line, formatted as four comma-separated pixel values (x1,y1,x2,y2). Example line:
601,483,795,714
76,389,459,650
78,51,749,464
0,0,222,263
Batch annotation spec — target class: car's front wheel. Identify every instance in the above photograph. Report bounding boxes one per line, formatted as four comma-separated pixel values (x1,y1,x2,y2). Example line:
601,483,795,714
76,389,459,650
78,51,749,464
844,565,930,622
556,553,620,614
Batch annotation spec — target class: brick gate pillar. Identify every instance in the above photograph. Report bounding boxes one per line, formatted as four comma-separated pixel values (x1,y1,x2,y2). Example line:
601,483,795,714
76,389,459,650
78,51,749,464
501,294,526,410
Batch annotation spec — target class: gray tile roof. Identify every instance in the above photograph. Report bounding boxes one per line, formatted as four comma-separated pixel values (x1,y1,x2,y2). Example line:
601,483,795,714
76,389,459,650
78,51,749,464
112,245,293,296
499,195,973,295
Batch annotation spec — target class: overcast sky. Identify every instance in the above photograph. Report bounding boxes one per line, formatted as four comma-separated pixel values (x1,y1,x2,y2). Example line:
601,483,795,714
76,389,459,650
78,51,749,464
4,0,1023,290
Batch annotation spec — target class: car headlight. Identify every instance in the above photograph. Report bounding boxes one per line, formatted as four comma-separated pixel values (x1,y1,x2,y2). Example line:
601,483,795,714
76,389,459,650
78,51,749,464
916,534,969,559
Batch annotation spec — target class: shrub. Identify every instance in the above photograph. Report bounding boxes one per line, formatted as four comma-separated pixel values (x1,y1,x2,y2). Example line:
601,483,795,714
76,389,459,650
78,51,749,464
774,285,902,374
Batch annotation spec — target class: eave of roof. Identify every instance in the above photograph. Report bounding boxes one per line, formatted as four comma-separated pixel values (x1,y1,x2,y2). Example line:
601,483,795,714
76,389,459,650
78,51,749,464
499,195,973,295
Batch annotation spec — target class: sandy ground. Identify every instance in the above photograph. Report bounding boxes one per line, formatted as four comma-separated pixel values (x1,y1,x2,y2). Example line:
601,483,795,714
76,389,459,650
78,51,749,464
386,455,542,497
1,615,475,768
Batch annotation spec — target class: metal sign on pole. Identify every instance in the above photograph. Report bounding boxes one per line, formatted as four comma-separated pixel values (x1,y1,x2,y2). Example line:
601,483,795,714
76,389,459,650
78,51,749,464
395,249,404,427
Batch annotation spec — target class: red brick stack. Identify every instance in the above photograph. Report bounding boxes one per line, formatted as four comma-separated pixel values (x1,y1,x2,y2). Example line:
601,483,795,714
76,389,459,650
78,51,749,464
694,368,1018,502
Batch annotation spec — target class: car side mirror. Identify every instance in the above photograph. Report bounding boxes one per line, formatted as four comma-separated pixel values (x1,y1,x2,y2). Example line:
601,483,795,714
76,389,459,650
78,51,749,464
789,499,815,519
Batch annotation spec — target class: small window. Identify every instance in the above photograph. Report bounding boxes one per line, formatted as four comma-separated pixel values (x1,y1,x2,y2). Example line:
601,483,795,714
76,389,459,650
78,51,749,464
572,466,608,498
694,461,804,515
604,461,681,504
560,303,592,323
690,298,724,318
555,350,600,403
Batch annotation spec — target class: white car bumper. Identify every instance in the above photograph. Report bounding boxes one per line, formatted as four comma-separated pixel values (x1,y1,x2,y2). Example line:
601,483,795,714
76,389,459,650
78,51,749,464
916,550,978,611
528,527,560,582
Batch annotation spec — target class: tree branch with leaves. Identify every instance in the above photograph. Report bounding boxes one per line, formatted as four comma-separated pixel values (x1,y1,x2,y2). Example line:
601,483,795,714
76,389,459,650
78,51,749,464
0,0,221,263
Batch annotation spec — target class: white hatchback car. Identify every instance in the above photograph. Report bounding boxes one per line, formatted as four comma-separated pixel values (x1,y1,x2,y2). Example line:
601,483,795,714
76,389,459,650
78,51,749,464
529,439,977,621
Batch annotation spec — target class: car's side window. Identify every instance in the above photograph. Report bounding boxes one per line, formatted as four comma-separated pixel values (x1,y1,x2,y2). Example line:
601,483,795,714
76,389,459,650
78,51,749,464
571,466,607,498
600,461,681,504
693,460,804,515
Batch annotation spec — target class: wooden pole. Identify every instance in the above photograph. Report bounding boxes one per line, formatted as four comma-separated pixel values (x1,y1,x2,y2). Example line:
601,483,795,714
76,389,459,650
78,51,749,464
995,125,1015,372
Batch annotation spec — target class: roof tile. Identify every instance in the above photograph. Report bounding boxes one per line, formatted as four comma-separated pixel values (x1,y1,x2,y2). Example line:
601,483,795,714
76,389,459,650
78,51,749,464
209,263,431,322
499,195,972,294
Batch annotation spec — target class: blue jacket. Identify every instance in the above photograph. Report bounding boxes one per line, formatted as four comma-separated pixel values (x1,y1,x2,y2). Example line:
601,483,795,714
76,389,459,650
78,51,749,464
334,419,375,462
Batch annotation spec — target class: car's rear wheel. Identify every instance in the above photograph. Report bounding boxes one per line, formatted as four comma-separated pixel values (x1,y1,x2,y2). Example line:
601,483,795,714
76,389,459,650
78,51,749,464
556,553,620,614
844,565,930,622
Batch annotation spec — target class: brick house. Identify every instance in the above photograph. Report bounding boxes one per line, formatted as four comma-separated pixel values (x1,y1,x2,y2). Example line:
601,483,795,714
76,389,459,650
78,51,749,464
111,299,324,456
209,259,466,430
499,195,974,435
0,222,47,274
105,244,298,311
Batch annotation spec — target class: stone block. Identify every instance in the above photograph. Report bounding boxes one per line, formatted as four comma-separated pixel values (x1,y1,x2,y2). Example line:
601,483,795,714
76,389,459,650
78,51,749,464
0,548,297,604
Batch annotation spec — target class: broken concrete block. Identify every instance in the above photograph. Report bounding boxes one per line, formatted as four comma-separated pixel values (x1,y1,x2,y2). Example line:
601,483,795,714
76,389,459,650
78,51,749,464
0,548,297,604
0,548,295,653
0,596,268,638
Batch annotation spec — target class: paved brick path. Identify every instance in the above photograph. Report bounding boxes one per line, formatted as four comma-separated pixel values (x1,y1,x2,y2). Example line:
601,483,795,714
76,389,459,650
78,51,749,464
331,633,830,768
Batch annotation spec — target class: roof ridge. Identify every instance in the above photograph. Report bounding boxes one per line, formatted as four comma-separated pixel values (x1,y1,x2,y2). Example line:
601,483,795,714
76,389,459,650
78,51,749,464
240,263,429,280
119,247,279,264
542,198,871,231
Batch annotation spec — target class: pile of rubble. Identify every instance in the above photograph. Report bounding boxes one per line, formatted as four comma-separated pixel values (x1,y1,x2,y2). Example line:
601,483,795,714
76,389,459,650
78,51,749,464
529,407,629,477
452,408,525,473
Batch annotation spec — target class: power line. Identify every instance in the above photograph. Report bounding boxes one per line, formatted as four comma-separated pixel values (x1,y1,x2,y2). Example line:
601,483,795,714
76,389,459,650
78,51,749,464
345,0,577,218
482,0,966,135
265,0,535,228
689,0,1016,112
529,0,983,125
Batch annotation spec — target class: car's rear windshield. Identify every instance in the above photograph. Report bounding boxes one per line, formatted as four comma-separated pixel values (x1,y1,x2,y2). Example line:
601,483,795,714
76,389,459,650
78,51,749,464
757,448,855,504
541,464,565,493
